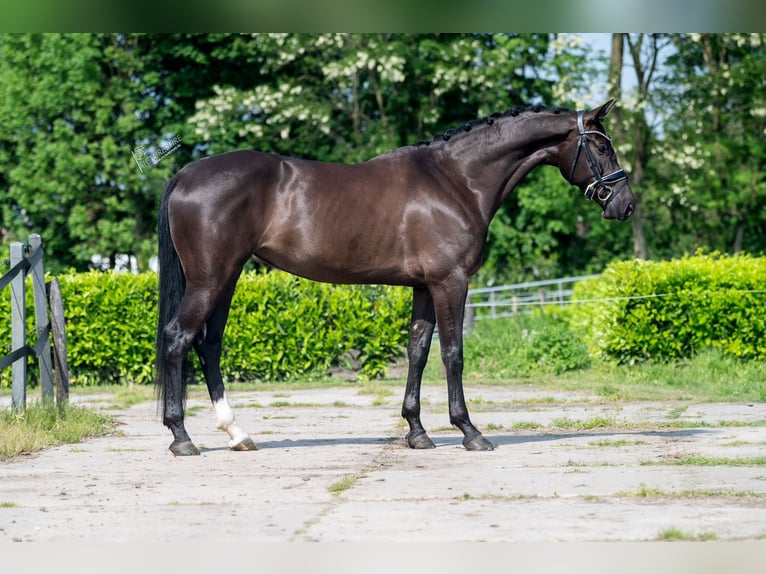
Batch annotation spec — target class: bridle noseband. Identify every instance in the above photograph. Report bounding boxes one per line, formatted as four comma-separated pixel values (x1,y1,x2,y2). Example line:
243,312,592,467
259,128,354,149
568,110,629,207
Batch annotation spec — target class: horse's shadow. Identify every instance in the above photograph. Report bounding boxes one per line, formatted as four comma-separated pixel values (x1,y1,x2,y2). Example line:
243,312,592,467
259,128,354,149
199,428,712,452
481,427,711,447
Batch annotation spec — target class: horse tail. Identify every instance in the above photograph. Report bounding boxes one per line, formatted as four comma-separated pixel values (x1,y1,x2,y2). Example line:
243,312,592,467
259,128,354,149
155,175,189,419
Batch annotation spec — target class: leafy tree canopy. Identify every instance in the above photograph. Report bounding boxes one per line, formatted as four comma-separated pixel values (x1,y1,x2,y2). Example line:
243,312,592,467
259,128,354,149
1,33,764,282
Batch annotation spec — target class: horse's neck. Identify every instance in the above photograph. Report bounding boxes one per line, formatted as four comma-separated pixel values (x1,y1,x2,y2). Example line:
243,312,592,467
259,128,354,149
444,112,574,221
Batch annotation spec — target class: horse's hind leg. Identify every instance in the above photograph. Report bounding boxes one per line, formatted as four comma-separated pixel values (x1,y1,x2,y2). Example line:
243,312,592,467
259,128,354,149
194,277,257,451
161,314,199,456
162,286,226,456
402,287,437,449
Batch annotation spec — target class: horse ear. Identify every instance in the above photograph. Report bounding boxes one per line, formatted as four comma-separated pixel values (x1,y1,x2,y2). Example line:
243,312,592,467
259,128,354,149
592,99,617,120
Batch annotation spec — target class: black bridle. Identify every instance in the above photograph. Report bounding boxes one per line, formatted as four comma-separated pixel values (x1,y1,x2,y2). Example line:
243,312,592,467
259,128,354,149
568,110,629,207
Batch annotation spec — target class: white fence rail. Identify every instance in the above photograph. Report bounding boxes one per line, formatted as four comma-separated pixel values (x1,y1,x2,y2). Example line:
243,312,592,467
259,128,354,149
464,274,601,331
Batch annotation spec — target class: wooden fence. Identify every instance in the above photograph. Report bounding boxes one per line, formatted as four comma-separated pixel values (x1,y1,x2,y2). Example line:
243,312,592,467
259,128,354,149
1,234,69,410
464,274,601,331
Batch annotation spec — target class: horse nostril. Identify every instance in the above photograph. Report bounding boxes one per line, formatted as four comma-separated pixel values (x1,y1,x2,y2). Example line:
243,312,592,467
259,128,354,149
624,203,635,220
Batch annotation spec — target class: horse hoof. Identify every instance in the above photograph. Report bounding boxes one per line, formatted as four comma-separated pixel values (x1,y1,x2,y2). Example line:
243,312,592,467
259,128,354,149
230,436,258,451
463,434,495,451
406,431,436,449
169,440,200,456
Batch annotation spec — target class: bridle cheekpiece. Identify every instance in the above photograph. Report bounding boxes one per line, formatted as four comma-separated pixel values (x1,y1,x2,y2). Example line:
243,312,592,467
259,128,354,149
568,110,629,206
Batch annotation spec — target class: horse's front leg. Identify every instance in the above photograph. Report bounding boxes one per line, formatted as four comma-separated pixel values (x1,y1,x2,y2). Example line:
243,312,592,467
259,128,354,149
430,277,495,451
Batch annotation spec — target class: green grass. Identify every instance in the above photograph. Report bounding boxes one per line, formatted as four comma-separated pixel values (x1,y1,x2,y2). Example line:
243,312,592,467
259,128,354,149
666,405,689,419
550,416,616,430
3,327,764,416
594,384,625,400
656,528,718,542
110,385,156,409
456,492,540,501
510,421,544,431
721,440,752,447
357,381,394,398
663,455,766,467
423,314,591,380
617,484,763,499
632,484,666,498
44,384,156,410
185,405,207,417
327,474,363,495
589,439,648,447
503,419,765,435
357,381,394,406
417,316,766,402
0,401,116,461
426,335,766,403
574,349,766,403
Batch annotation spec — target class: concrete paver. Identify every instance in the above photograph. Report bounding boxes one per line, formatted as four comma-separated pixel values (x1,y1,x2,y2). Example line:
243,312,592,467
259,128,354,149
1,385,765,542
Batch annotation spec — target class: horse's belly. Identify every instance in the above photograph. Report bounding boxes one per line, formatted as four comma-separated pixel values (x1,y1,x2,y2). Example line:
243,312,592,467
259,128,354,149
256,237,417,286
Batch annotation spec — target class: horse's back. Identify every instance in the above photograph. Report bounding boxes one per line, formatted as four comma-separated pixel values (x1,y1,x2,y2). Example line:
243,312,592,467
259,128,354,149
167,147,480,287
175,149,281,192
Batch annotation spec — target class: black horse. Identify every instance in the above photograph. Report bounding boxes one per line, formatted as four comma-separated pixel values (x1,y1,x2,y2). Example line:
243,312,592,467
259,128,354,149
156,99,633,456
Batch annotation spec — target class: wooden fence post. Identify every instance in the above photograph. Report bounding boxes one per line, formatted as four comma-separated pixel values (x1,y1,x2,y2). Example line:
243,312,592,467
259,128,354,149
49,278,70,405
10,242,26,411
28,234,54,401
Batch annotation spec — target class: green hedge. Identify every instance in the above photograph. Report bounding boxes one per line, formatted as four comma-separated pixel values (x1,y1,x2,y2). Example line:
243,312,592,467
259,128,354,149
460,314,591,378
1,270,411,386
568,252,766,363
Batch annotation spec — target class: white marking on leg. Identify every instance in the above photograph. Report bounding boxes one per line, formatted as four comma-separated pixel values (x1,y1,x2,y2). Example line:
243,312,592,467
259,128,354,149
213,392,251,448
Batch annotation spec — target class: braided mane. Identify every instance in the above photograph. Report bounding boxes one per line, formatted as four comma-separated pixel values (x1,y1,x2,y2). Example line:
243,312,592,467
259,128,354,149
416,104,568,147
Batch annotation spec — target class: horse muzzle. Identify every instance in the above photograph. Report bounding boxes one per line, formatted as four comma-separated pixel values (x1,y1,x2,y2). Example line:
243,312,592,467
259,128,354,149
599,179,635,221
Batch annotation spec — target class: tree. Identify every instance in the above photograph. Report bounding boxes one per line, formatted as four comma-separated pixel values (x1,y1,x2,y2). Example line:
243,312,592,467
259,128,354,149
0,33,621,281
604,33,673,260
0,34,174,272
187,33,607,283
654,33,766,256
187,34,572,161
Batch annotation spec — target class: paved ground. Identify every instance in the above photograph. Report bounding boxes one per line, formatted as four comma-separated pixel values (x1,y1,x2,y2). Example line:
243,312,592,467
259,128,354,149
1,384,766,542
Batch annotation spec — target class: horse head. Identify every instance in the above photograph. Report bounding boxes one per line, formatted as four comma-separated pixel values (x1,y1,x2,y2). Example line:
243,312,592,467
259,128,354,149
560,99,635,221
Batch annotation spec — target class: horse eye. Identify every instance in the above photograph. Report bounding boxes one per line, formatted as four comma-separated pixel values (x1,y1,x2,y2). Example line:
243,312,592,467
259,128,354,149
596,144,608,154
